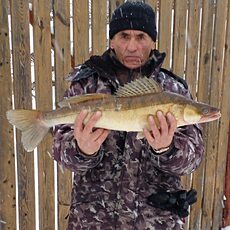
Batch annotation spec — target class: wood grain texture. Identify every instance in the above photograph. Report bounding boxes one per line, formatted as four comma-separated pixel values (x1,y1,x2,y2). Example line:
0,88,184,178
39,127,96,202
0,0,16,229
32,0,54,228
92,0,107,55
10,0,35,229
53,0,72,229
158,0,174,69
74,0,89,65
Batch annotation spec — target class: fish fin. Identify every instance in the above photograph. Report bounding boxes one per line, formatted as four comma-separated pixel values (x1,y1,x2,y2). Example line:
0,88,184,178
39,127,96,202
6,109,49,152
136,132,145,139
58,93,111,108
116,77,162,97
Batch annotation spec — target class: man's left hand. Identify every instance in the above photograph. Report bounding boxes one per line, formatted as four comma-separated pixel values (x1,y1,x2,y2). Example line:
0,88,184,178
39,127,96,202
143,111,177,151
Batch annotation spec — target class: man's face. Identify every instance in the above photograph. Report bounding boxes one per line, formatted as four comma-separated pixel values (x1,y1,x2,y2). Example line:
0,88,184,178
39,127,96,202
110,30,155,69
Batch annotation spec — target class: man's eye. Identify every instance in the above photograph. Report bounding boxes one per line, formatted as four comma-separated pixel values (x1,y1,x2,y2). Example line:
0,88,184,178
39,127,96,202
137,35,145,40
121,34,129,39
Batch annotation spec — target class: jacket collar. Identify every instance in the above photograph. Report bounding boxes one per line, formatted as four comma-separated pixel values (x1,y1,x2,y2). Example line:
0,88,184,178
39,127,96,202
88,48,166,78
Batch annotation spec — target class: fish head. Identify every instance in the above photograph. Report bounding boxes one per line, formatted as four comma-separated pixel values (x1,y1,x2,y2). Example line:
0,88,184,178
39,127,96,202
183,103,221,125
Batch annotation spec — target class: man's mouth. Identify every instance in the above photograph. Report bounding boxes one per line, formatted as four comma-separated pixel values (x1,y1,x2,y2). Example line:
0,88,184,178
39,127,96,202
124,56,142,63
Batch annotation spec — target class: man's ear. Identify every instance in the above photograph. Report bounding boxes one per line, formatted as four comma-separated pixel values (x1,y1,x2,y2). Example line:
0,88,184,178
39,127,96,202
110,39,114,49
151,41,156,50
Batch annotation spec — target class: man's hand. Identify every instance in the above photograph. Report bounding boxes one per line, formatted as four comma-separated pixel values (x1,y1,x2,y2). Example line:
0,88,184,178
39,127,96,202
74,110,110,155
143,111,177,151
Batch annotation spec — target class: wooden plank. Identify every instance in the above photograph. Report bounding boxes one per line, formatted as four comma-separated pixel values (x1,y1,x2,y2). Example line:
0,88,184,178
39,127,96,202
92,0,107,55
73,0,89,66
189,1,216,229
172,0,187,77
145,0,158,13
212,2,230,229
201,1,228,229
184,1,202,229
172,6,190,227
32,0,54,228
158,0,174,69
182,0,201,198
223,123,230,227
185,0,201,97
0,0,16,229
9,0,36,229
53,0,72,229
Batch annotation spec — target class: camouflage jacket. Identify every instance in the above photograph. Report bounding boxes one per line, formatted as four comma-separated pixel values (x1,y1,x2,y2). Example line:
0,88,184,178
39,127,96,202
52,49,204,230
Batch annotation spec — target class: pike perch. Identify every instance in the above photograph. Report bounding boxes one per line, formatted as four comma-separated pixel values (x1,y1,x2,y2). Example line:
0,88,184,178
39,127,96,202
6,77,221,152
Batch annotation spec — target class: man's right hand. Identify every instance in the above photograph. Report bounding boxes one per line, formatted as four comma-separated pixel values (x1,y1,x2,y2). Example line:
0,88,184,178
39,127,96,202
74,110,110,155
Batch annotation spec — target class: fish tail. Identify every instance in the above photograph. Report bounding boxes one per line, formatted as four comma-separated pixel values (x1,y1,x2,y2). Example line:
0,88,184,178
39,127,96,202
6,109,49,152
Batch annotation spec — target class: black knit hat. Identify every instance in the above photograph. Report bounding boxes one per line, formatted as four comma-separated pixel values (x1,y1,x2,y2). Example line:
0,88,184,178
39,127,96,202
109,1,157,42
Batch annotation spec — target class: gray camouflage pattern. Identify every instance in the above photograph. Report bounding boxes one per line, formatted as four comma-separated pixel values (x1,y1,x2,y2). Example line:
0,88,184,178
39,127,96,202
52,50,204,229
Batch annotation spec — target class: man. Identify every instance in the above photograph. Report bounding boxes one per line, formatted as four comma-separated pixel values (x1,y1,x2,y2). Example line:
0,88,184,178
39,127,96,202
52,1,204,229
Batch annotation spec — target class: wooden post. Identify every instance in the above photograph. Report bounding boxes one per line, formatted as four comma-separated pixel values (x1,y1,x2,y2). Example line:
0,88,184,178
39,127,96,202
32,0,54,228
223,122,230,227
0,0,16,229
92,0,107,55
73,0,89,66
10,0,36,229
158,0,174,70
53,0,72,229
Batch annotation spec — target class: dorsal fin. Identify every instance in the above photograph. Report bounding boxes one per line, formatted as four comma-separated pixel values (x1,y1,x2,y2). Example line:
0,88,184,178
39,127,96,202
115,77,162,97
58,93,111,108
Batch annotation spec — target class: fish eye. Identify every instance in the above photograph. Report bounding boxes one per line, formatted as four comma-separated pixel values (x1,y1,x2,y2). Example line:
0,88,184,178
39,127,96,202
202,108,209,114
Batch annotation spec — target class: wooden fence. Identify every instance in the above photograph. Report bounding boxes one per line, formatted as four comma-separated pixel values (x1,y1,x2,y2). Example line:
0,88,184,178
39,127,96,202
0,0,230,229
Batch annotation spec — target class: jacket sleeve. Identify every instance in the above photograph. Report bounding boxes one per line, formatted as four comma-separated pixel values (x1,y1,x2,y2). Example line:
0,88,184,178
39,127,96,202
148,124,204,176
147,73,205,176
52,77,105,172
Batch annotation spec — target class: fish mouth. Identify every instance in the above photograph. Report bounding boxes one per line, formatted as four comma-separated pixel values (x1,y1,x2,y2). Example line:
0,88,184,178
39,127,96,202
200,111,221,123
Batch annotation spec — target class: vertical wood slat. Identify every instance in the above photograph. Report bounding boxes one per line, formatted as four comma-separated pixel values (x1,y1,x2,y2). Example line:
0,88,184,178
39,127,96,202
145,0,158,13
74,0,89,66
182,0,201,199
222,3,230,227
10,0,36,229
32,0,54,228
213,2,230,229
223,123,230,227
158,0,174,69
53,0,72,229
0,0,16,229
180,2,200,229
201,1,228,229
185,0,201,97
92,0,107,55
189,1,215,230
172,0,187,77
172,2,189,205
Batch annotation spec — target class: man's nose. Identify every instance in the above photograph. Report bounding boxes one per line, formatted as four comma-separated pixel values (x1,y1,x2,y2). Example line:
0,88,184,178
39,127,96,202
127,38,138,52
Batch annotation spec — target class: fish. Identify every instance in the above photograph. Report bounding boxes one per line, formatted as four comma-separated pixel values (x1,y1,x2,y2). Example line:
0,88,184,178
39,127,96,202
6,77,221,152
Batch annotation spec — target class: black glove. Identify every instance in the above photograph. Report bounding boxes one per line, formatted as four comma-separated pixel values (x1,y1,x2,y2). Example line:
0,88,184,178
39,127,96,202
147,189,197,218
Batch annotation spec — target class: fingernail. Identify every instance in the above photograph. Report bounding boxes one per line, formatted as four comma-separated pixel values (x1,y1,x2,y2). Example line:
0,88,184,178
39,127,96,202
149,115,154,121
157,111,163,116
96,111,102,116
167,112,172,118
